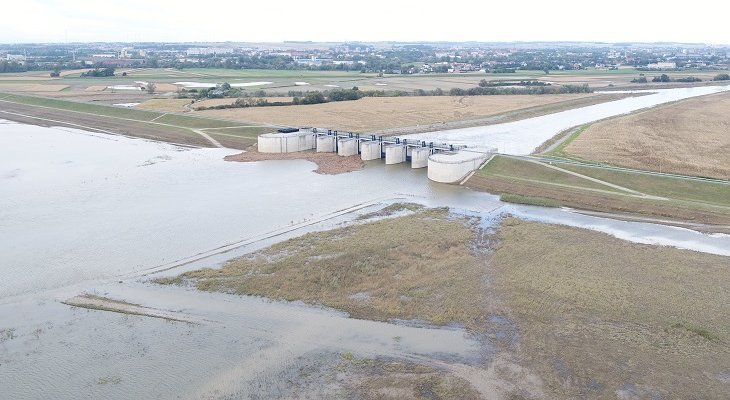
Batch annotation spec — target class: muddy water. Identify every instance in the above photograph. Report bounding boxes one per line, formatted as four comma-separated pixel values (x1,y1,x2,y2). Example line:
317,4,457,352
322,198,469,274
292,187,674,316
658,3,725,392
2,122,728,298
1,115,729,398
402,84,730,154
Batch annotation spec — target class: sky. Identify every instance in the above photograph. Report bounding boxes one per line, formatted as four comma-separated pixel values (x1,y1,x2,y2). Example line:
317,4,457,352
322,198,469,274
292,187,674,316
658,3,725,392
3,0,729,44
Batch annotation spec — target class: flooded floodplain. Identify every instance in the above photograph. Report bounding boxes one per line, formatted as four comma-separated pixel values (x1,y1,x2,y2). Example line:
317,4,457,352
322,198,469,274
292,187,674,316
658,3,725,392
1,85,729,398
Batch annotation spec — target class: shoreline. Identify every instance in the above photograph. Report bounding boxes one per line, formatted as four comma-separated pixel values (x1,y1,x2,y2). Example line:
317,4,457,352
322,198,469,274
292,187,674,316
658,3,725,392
223,144,365,174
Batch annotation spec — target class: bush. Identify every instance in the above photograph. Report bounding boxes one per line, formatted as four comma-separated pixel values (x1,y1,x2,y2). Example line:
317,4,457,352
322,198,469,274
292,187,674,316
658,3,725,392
713,73,730,81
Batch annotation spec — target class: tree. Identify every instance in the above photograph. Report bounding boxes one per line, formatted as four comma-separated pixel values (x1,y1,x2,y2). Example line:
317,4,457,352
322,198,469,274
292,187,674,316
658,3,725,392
49,66,61,77
652,74,671,83
220,82,232,91
146,82,156,94
713,73,730,81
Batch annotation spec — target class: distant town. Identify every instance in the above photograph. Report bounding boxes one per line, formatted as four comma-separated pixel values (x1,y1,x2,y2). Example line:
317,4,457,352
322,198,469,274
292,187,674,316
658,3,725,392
1,42,728,74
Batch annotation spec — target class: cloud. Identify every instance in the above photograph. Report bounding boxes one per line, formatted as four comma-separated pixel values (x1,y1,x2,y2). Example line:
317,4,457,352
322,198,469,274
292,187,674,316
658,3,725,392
2,0,728,44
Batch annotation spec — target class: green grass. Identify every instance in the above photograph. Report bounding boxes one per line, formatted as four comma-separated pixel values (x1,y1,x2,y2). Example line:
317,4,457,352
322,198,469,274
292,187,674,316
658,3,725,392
558,164,730,207
479,155,623,193
500,193,561,207
0,92,248,130
204,126,272,138
544,124,591,159
1,93,163,120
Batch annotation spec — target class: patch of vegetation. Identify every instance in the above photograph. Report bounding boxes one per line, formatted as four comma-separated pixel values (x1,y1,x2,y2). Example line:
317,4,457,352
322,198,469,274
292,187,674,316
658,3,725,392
166,208,493,330
500,193,561,207
81,67,115,77
671,323,720,341
713,73,729,81
153,276,185,285
338,355,481,399
97,376,122,385
544,124,591,159
0,328,17,342
491,219,730,398
357,202,424,220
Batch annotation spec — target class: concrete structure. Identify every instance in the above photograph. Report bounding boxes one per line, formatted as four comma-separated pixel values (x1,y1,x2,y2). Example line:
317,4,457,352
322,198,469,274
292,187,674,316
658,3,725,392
360,142,381,160
258,128,493,182
316,136,336,153
337,138,359,156
427,147,496,183
385,145,407,164
410,147,431,169
258,132,316,153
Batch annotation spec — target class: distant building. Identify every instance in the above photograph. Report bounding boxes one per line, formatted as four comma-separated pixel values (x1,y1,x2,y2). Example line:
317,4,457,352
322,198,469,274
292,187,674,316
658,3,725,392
646,62,677,69
186,48,234,56
6,54,26,62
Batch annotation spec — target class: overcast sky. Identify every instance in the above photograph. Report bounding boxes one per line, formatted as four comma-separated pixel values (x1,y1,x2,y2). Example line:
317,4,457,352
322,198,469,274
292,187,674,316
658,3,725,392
3,0,729,44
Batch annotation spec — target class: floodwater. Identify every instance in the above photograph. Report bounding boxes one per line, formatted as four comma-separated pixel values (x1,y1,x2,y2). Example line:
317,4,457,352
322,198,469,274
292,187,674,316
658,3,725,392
402,84,730,154
1,85,730,398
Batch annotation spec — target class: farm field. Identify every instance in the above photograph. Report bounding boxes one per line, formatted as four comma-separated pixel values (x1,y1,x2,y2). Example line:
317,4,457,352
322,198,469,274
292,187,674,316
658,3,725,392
195,94,612,132
1,68,725,102
561,91,730,180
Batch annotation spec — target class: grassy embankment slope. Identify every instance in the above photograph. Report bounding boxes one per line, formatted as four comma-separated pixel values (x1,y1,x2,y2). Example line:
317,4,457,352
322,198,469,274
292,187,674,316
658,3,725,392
468,155,730,228
157,205,730,398
467,93,730,228
0,92,270,148
562,91,730,180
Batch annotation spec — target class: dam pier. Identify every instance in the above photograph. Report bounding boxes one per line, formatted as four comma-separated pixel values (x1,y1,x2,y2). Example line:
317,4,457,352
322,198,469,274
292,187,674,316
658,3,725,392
257,128,496,183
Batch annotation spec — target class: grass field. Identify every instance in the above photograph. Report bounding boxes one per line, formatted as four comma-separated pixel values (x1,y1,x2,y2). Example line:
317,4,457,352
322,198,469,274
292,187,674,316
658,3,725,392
0,93,271,149
562,91,730,180
491,218,730,399
195,94,606,132
467,155,730,228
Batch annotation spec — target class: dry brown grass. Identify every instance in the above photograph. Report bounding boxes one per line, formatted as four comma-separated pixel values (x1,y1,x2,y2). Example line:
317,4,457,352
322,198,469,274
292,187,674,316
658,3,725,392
169,208,491,329
565,91,730,179
135,98,195,112
0,84,69,92
84,85,107,92
491,218,730,399
195,94,596,132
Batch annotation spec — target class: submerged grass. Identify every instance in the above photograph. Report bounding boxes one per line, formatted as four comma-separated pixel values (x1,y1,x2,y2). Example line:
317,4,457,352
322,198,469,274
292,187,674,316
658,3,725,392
169,207,491,330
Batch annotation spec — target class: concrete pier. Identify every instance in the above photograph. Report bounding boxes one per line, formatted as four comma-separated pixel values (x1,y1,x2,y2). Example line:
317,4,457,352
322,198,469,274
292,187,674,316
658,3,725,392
316,136,336,153
258,132,315,153
427,147,496,183
410,147,430,168
337,138,359,156
385,144,407,164
360,141,381,160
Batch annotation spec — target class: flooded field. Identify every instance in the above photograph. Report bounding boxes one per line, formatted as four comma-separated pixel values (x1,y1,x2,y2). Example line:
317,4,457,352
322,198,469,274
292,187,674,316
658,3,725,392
1,97,729,398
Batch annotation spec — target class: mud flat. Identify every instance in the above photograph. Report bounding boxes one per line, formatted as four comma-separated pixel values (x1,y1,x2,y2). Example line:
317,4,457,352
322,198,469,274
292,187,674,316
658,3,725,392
224,145,364,175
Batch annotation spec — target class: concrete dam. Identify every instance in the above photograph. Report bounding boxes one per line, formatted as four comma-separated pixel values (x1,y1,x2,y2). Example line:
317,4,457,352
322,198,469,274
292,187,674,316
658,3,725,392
257,128,496,183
